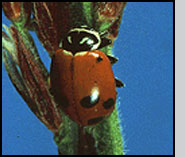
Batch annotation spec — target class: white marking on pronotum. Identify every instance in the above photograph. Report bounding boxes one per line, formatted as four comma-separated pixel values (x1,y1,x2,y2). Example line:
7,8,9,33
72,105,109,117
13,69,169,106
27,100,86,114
69,28,101,50
59,41,63,48
80,37,94,45
67,36,72,44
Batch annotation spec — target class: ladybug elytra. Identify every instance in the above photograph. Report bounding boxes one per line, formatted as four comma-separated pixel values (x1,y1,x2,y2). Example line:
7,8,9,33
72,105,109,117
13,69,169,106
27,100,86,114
50,26,123,126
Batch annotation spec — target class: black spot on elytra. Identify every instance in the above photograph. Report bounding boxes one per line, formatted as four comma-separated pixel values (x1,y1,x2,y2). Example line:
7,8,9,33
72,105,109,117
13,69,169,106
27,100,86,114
87,116,104,125
103,98,115,109
96,56,103,63
80,96,99,108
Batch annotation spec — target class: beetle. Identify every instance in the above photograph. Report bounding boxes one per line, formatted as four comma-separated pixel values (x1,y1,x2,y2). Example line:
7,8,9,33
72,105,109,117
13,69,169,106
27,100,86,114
50,26,123,126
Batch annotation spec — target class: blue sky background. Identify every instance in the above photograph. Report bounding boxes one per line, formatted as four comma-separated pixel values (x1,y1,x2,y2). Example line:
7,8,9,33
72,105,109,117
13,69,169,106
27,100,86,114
2,2,173,155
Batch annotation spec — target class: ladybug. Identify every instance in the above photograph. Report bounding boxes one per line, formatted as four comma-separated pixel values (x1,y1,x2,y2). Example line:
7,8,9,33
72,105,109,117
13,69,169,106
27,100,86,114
50,26,123,126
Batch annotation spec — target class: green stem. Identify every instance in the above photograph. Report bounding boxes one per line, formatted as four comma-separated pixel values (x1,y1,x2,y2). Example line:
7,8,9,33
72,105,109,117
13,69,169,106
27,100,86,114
55,106,124,155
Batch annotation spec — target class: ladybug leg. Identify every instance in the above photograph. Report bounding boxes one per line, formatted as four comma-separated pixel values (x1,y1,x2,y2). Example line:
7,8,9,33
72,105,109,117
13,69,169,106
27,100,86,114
98,37,112,49
115,78,125,88
107,55,118,65
99,31,113,49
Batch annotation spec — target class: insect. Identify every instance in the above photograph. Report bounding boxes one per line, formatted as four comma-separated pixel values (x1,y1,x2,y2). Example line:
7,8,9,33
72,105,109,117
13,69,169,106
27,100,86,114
50,26,123,126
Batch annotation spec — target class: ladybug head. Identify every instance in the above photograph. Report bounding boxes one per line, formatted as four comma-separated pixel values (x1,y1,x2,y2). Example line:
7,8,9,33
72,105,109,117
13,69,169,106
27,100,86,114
61,26,112,54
